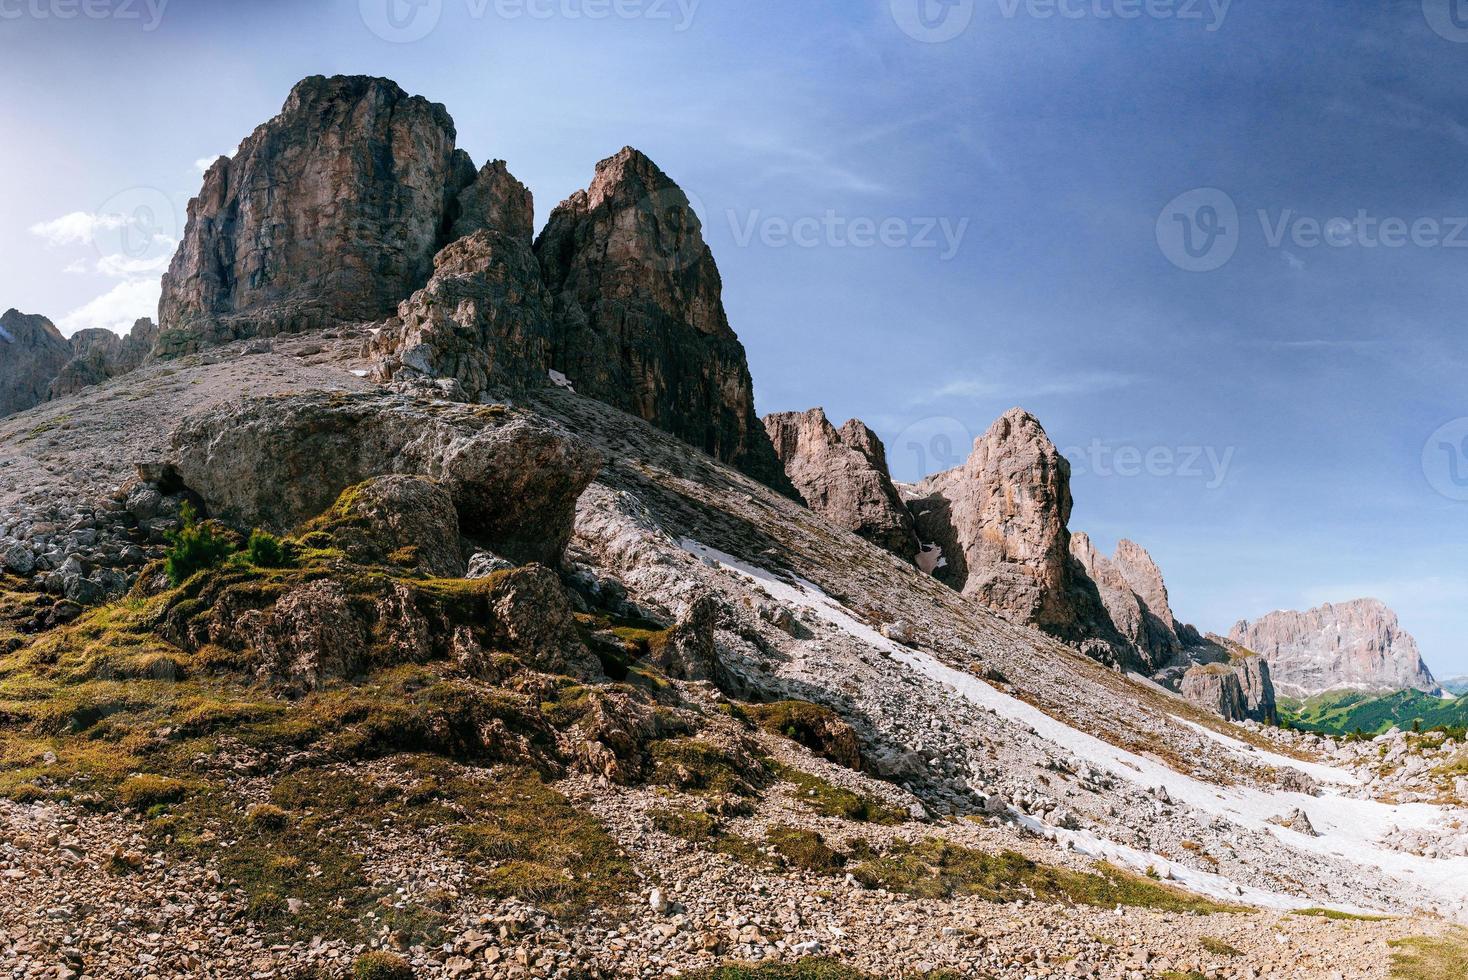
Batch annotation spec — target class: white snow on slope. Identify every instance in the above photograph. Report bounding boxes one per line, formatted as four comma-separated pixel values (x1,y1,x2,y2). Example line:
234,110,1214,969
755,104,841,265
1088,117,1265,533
680,538,1468,920
0,323,12,343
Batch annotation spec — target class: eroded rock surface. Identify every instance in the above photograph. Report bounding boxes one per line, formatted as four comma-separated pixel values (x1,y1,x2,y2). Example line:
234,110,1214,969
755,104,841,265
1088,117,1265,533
0,309,71,417
49,318,159,399
535,147,793,496
1230,599,1437,697
166,391,601,566
157,75,476,353
764,408,917,560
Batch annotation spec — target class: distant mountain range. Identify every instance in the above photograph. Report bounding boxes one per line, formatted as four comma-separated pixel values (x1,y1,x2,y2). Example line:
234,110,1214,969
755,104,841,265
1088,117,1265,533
1441,676,1468,697
1281,689,1467,737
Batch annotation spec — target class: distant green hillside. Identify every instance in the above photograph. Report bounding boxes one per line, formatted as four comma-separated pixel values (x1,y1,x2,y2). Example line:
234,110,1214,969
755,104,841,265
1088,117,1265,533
1280,689,1468,737
1442,677,1468,697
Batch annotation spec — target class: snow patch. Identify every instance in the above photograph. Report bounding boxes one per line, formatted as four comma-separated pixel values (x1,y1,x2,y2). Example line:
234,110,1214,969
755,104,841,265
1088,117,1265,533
549,369,575,391
678,537,1468,920
0,323,11,343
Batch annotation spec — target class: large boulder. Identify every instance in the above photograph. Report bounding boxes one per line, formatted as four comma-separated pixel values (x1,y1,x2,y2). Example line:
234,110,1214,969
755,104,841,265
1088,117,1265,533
367,230,553,397
166,391,601,567
49,318,159,399
908,408,1124,657
0,309,71,418
305,475,465,577
764,408,917,561
1229,598,1437,698
156,75,479,353
534,147,795,497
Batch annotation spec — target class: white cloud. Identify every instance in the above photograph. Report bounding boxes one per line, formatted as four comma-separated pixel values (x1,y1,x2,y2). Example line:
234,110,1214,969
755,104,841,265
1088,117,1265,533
28,211,131,247
57,279,161,337
96,252,172,278
62,259,90,275
194,156,223,173
918,370,1138,404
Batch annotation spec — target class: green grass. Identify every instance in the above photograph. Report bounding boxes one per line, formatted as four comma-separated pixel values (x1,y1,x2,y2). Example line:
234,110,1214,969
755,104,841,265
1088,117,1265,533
1390,934,1468,979
1280,689,1468,737
775,763,906,824
1200,937,1242,957
1290,907,1391,922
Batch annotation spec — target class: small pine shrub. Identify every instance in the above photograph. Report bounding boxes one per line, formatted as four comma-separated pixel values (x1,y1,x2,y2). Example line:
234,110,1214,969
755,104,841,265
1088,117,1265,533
352,952,413,980
245,529,294,568
164,502,236,585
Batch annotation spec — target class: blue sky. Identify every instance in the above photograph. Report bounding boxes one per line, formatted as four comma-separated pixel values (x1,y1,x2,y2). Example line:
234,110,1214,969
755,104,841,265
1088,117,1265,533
2,0,1466,673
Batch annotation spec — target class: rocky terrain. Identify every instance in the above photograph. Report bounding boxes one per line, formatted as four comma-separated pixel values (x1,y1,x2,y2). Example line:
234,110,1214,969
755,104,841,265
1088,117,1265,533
0,309,73,417
2,74,1466,979
1231,600,1439,699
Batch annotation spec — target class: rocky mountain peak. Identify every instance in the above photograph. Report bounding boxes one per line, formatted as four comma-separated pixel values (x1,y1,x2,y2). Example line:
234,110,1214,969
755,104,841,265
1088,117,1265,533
764,408,919,560
157,74,475,354
1112,538,1176,632
1229,598,1437,697
535,146,793,494
451,159,535,244
0,309,71,418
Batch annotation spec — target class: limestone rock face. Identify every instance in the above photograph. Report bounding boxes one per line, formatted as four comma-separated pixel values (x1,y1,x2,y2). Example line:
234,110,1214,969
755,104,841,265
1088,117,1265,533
1070,533,1196,673
157,75,475,353
49,318,159,399
368,231,553,397
451,159,534,243
1181,653,1277,724
534,147,794,496
308,475,465,578
763,408,918,561
908,408,1123,656
0,310,71,417
166,391,601,567
1229,599,1437,697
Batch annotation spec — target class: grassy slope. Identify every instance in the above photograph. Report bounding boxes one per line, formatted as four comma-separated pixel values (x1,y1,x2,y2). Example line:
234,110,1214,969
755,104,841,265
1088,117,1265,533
1280,689,1468,737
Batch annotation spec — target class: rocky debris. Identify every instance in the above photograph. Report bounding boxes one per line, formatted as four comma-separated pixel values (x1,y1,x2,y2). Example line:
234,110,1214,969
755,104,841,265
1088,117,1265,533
451,159,535,243
907,409,1125,660
764,408,918,561
466,550,516,578
157,75,478,353
166,390,601,567
0,309,71,418
48,318,159,400
367,230,554,398
1230,598,1438,698
646,593,723,683
534,147,795,497
1270,807,1320,837
306,475,465,577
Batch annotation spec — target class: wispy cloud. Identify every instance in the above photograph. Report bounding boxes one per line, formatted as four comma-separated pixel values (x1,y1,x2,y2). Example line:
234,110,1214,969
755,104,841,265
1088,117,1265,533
29,211,132,247
57,278,160,336
915,369,1138,405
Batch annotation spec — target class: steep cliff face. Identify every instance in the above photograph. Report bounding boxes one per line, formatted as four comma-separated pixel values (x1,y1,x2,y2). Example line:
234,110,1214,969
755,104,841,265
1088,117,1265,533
0,310,72,418
1230,599,1437,697
1182,636,1277,724
534,147,794,496
764,408,919,561
907,409,1125,661
1070,533,1197,674
49,318,159,399
157,75,476,354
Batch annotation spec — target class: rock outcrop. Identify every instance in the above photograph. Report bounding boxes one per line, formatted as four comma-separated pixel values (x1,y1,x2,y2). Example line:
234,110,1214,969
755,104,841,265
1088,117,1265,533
907,409,1124,659
535,147,794,496
1181,652,1277,724
1070,533,1198,674
0,310,71,417
166,391,601,567
157,75,479,353
1229,599,1437,698
451,159,534,244
49,318,159,399
368,230,554,398
764,408,919,561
